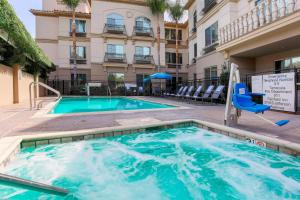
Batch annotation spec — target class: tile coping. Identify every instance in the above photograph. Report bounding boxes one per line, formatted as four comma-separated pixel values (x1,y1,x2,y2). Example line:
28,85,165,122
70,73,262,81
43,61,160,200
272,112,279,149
32,96,190,118
1,119,300,171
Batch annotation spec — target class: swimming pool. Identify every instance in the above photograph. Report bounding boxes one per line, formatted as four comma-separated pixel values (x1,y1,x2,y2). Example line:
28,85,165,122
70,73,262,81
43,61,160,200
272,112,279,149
1,126,299,199
50,97,175,114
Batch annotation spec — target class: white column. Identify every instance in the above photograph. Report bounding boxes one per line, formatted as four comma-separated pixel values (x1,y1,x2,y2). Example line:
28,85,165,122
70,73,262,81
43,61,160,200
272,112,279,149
280,0,287,17
239,17,244,36
235,19,239,38
272,0,279,21
243,14,248,34
253,6,259,29
248,10,253,32
259,2,265,27
265,0,272,23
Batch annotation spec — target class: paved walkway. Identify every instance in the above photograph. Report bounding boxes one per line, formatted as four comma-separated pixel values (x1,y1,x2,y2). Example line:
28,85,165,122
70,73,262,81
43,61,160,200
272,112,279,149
0,97,299,143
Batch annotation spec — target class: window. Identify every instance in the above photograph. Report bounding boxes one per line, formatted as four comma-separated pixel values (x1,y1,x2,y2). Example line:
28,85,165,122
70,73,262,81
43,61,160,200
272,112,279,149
275,56,300,73
107,13,124,26
205,66,218,79
165,29,182,41
69,19,86,33
193,11,197,31
205,22,218,47
135,17,151,28
135,46,151,55
136,74,149,87
165,52,182,64
193,43,197,58
69,46,86,59
107,44,124,54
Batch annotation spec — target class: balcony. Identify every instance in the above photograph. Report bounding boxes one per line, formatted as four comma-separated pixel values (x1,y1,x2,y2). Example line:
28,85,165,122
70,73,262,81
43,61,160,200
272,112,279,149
69,32,87,37
104,24,126,35
218,0,300,52
167,63,182,69
133,26,154,37
203,42,219,54
202,0,217,14
104,53,126,63
134,55,154,64
69,58,87,64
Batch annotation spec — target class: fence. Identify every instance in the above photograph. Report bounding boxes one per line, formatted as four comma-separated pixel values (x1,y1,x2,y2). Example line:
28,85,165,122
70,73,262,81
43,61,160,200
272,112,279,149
46,79,153,96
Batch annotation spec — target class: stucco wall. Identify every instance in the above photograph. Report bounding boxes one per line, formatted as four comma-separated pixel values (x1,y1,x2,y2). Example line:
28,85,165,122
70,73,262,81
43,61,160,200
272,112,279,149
255,48,300,73
0,65,14,106
18,72,34,103
0,65,35,106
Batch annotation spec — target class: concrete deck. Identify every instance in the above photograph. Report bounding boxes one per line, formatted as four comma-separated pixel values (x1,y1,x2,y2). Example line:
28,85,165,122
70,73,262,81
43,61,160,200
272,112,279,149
0,97,299,143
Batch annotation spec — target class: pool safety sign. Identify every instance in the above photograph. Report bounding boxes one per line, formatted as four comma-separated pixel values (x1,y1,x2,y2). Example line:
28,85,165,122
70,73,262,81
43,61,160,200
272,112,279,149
252,72,295,112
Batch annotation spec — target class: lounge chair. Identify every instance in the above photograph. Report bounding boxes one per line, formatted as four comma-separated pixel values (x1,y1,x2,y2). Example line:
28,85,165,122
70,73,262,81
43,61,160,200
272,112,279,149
209,85,225,103
194,85,215,102
177,86,192,98
183,86,195,99
168,86,183,97
174,86,188,97
187,85,203,101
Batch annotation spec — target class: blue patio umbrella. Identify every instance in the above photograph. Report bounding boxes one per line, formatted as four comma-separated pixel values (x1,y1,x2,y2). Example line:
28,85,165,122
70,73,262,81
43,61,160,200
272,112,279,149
144,73,173,95
150,73,172,80
144,73,172,82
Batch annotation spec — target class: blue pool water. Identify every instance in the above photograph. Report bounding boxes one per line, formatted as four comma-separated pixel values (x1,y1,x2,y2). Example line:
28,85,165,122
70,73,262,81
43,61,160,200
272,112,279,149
50,97,174,114
0,126,300,200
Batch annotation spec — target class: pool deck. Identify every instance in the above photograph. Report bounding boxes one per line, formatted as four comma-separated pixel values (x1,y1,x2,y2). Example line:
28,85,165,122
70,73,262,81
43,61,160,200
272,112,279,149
0,96,299,144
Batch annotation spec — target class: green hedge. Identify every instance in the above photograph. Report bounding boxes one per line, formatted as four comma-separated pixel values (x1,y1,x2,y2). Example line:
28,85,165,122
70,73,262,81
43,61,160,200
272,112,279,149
0,0,52,68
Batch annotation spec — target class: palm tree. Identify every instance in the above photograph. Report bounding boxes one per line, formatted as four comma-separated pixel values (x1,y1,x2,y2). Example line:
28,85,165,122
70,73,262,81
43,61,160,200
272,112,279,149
169,2,184,89
147,0,167,72
62,0,80,80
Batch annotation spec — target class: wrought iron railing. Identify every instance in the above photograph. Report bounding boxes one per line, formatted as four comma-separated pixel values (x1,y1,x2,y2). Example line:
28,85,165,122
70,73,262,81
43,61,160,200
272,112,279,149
202,0,217,13
134,54,154,64
104,24,126,35
133,26,154,37
104,53,127,63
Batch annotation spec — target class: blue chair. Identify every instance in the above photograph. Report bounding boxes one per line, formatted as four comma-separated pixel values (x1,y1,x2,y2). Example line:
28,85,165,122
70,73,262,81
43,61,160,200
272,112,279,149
232,83,289,126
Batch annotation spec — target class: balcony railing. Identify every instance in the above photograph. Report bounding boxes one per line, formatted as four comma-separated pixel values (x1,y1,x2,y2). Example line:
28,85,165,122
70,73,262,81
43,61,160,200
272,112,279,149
69,58,87,64
69,32,87,37
167,40,182,45
104,53,126,63
134,55,154,64
219,0,299,46
104,24,126,35
203,42,219,54
167,63,182,69
133,26,154,37
202,0,217,14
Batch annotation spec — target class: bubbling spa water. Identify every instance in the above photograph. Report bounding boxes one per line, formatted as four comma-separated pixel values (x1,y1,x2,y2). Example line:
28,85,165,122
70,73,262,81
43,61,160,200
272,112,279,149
0,126,300,199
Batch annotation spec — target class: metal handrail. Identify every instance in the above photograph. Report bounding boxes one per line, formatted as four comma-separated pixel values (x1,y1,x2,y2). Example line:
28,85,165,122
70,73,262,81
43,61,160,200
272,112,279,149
107,85,112,97
29,82,61,110
0,173,69,196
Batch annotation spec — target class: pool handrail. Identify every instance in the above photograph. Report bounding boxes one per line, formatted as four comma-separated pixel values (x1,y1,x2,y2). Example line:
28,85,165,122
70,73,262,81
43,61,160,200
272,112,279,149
29,81,61,110
0,173,69,196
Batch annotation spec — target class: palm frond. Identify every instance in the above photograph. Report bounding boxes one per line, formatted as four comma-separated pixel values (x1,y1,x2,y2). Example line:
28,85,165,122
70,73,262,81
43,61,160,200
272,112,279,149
147,0,167,15
62,0,80,9
169,2,184,22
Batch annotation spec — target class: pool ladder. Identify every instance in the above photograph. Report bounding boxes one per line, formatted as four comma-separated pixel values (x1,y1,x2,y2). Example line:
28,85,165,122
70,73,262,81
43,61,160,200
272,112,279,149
29,82,61,110
0,173,69,197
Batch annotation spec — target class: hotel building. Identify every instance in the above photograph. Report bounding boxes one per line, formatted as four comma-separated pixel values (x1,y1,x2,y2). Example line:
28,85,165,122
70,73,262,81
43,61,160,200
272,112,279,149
31,0,190,88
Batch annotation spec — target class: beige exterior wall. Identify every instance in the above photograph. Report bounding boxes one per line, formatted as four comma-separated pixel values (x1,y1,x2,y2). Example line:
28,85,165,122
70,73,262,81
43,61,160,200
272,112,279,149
255,48,300,73
18,72,34,103
0,65,14,106
0,65,36,106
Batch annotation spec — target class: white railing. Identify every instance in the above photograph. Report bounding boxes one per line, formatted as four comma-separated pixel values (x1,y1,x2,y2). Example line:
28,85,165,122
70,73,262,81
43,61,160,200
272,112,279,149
219,0,299,45
29,82,61,110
